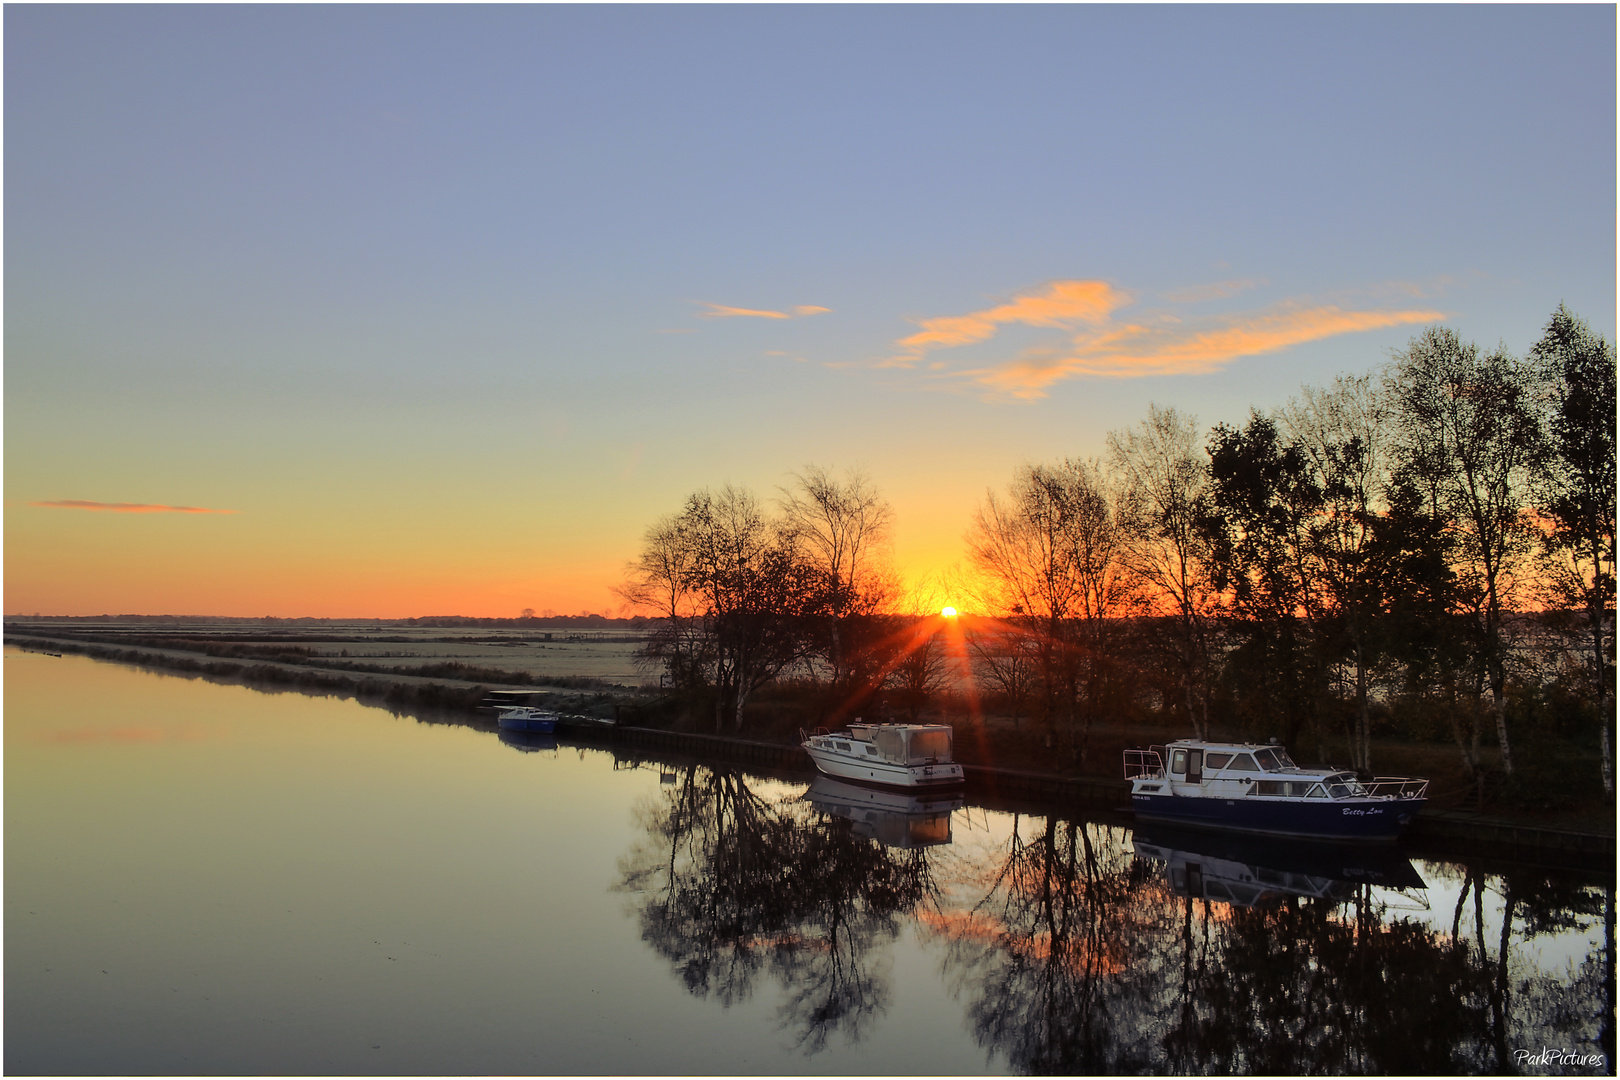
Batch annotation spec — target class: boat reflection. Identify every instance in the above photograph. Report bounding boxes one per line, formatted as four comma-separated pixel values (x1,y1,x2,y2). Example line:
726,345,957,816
498,729,558,753
804,776,963,849
1132,825,1426,908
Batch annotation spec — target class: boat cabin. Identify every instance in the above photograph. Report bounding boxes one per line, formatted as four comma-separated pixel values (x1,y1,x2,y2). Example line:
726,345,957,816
842,723,953,766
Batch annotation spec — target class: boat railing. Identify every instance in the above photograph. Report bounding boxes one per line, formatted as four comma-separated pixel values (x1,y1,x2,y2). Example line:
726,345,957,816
1366,776,1429,800
1124,747,1165,780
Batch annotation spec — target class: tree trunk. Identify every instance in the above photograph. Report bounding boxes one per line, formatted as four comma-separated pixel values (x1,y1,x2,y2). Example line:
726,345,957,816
1492,681,1514,778
1593,567,1614,795
1354,646,1371,774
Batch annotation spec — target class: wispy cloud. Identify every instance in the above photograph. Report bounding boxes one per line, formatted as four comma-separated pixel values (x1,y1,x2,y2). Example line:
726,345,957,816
964,304,1444,398
31,500,238,514
694,301,831,320
884,278,1443,399
888,280,1129,365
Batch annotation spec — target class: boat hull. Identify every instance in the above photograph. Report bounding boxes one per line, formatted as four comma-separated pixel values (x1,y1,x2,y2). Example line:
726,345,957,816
1131,792,1424,841
802,744,964,789
497,714,557,734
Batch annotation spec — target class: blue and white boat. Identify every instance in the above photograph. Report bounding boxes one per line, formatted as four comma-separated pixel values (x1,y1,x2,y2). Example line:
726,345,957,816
1125,739,1427,841
496,707,559,734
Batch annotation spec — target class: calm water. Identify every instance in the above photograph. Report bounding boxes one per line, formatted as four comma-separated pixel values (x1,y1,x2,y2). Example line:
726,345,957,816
5,647,1613,1075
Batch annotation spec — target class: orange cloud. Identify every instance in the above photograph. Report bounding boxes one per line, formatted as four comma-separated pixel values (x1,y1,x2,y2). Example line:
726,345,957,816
30,500,238,514
885,279,1442,395
889,280,1130,364
695,302,831,320
961,303,1444,398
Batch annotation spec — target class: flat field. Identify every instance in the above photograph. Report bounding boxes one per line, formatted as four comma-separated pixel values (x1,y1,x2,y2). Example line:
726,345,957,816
5,622,652,687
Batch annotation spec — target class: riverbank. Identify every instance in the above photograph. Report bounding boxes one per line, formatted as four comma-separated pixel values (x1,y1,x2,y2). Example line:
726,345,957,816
7,628,1612,872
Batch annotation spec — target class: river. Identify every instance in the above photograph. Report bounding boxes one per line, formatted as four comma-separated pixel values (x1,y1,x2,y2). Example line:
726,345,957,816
5,647,1612,1075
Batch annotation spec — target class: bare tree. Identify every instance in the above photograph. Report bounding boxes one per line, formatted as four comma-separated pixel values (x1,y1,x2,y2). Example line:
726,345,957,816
967,459,1126,756
1107,405,1219,739
780,466,895,691
615,510,713,693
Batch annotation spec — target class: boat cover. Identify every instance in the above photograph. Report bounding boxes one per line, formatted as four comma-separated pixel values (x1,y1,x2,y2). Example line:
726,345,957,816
871,725,953,766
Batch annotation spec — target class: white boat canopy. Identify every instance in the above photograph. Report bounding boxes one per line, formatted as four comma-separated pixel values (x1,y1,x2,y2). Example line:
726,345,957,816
849,723,953,766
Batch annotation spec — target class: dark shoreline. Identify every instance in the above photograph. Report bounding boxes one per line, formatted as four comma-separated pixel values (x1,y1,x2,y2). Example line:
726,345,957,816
7,629,1612,875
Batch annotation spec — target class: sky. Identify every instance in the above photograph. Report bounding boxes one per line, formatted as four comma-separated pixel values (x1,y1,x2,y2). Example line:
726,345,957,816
6,5,1615,618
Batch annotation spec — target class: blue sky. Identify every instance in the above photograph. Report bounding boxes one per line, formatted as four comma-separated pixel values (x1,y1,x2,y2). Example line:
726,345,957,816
7,5,1615,616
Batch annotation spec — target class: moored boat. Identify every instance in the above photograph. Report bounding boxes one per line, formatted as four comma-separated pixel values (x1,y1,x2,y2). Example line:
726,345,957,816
496,707,559,733
1125,739,1427,840
800,722,965,789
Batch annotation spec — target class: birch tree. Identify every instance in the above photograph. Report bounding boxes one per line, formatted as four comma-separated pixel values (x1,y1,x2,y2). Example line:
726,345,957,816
1387,327,1546,779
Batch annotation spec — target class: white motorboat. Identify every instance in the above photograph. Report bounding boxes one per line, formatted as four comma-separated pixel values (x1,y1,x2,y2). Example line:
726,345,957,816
1125,739,1427,840
800,722,965,789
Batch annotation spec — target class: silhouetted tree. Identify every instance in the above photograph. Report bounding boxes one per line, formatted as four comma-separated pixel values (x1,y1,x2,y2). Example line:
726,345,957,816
619,485,830,730
1204,412,1326,746
1530,305,1617,794
1387,327,1546,778
780,466,896,702
1108,404,1219,738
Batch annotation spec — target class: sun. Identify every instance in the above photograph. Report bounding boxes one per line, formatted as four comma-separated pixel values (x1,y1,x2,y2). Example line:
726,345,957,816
940,606,958,618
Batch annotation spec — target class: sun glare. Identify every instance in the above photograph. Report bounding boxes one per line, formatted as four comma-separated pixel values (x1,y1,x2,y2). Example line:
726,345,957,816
941,606,958,618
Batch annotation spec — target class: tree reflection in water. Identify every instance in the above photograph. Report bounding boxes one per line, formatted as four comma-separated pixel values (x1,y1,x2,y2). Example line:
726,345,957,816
614,765,940,1053
929,818,1611,1074
616,768,1612,1073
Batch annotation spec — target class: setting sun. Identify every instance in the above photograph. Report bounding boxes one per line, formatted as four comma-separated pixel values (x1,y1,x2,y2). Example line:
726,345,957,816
941,606,958,618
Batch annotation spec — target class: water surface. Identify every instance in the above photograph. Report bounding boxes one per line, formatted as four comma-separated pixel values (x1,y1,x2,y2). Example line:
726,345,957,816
5,648,1611,1074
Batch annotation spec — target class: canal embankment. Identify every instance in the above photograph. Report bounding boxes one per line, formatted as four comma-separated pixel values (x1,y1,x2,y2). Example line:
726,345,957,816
8,628,1612,874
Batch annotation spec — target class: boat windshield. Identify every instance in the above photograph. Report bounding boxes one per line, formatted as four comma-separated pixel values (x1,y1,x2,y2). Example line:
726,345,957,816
908,729,951,764
1325,772,1367,798
1254,747,1295,771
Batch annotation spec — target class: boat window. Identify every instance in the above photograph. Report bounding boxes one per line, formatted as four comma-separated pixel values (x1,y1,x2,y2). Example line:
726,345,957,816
1227,753,1259,772
1170,749,1187,775
1328,782,1351,798
1306,784,1326,798
1274,749,1297,768
1256,780,1314,796
1254,748,1284,772
835,741,851,752
1204,752,1232,770
864,745,877,755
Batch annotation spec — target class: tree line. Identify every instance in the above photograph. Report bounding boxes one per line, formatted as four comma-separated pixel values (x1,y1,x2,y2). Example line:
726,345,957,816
619,307,1614,797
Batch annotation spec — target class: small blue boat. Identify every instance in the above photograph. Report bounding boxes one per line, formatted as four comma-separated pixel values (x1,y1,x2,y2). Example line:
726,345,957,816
496,707,558,734
1125,739,1427,841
